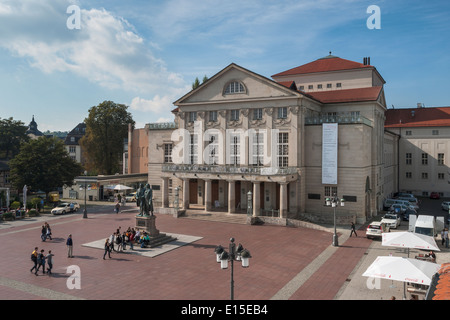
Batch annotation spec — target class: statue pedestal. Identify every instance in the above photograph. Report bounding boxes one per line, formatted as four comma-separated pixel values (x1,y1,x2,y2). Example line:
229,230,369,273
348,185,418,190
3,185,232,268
136,215,160,237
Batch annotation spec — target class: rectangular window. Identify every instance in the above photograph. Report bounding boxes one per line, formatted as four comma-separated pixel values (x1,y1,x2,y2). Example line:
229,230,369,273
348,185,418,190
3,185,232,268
250,131,264,167
438,153,445,165
405,130,412,136
69,146,76,153
324,186,338,197
189,112,197,122
308,85,313,90
230,133,240,165
336,83,342,88
438,173,445,180
422,172,428,179
189,134,198,164
299,85,305,91
277,132,289,168
164,144,173,163
206,134,218,165
327,83,332,89
406,153,412,165
432,130,439,135
406,172,412,179
277,107,287,119
422,153,428,165
317,84,322,89
253,108,263,120
209,111,217,122
230,110,240,121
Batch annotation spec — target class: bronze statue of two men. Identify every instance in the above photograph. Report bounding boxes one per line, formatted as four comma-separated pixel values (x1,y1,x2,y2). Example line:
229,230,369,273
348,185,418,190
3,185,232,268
136,183,154,216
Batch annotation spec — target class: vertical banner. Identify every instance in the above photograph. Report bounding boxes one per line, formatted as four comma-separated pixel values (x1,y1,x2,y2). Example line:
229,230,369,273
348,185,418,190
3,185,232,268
322,123,338,185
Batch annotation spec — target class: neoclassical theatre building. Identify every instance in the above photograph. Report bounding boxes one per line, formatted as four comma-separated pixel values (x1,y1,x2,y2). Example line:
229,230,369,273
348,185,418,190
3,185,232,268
145,55,397,224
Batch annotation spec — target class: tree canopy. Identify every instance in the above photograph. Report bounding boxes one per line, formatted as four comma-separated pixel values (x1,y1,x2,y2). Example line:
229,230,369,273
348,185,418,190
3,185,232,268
0,117,29,159
9,136,83,195
80,100,135,175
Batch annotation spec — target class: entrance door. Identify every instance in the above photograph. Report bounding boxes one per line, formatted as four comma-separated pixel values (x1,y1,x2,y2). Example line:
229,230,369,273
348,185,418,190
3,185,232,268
189,179,198,204
212,180,219,207
235,181,241,209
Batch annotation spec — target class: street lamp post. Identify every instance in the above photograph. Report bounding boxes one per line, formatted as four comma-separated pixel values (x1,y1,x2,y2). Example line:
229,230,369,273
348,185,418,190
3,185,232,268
325,193,345,247
83,170,88,219
214,238,252,300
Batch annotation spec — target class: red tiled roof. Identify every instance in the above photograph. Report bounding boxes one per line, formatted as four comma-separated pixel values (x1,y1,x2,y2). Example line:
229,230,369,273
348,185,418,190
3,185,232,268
272,56,372,77
304,86,383,104
385,107,450,128
431,263,450,300
278,81,297,90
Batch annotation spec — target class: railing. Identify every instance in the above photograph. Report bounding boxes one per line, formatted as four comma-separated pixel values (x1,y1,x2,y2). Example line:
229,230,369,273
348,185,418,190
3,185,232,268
305,113,372,127
162,164,298,176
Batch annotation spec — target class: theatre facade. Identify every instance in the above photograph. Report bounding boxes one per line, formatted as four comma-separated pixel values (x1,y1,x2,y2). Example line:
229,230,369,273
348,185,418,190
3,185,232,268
147,55,397,224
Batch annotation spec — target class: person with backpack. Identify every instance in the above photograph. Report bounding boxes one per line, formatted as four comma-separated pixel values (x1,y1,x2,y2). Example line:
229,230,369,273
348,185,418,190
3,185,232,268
30,247,39,273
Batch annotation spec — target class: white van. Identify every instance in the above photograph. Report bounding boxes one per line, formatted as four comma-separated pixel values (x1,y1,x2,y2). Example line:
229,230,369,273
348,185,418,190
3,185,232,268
409,215,445,237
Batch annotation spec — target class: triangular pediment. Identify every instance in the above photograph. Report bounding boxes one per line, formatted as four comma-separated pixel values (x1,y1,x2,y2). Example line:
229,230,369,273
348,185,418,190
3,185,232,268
174,63,302,106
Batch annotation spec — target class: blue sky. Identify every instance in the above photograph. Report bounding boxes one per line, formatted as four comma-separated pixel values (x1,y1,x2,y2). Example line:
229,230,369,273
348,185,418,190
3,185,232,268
0,0,449,132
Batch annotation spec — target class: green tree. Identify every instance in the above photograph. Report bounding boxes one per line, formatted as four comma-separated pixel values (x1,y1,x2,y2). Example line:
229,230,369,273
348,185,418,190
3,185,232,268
192,77,200,90
80,101,135,175
9,136,83,196
0,117,29,159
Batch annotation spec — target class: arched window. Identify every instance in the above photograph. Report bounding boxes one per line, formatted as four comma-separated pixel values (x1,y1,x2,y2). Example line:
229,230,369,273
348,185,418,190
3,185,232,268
224,81,246,94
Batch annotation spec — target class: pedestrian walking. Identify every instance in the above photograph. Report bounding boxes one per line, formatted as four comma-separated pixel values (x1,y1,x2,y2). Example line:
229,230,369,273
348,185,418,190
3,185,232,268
30,247,38,273
103,238,112,259
41,225,47,242
445,229,449,249
35,249,46,275
441,230,445,246
350,222,357,237
46,250,54,275
66,234,74,258
45,222,52,241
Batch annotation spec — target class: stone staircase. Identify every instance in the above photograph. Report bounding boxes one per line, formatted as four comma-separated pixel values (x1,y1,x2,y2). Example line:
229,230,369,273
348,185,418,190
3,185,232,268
146,233,178,248
181,209,249,225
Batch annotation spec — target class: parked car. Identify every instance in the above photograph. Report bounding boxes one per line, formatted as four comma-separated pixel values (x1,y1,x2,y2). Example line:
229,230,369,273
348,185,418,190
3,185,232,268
51,202,71,215
389,204,408,214
381,213,401,229
69,202,80,212
126,192,137,202
430,192,440,199
442,201,450,212
383,199,396,211
366,221,390,239
403,208,417,221
397,192,415,199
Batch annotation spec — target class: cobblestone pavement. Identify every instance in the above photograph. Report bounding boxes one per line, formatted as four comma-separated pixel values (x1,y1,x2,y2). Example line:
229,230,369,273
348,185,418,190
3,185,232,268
1,200,448,306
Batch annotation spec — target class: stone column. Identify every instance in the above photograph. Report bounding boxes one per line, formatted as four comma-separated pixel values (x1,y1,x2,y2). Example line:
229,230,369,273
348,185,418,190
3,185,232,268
183,179,189,209
228,180,236,213
162,177,169,208
279,182,288,218
204,179,212,211
253,181,261,217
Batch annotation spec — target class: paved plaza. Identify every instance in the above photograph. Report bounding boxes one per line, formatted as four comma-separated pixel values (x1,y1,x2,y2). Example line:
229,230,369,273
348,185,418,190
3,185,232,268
0,201,448,305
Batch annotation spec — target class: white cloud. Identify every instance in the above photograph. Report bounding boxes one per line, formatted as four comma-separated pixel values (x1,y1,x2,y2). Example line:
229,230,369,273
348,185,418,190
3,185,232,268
130,96,172,114
0,0,186,94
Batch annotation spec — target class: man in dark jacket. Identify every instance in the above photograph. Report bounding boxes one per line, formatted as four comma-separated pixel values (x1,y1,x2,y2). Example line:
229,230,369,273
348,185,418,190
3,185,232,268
66,234,73,257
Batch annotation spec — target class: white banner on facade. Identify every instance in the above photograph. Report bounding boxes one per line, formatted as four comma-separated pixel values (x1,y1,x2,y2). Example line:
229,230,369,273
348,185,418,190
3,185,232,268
322,123,338,185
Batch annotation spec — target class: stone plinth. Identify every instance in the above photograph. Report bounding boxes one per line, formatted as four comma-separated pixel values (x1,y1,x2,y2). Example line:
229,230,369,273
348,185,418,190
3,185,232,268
136,215,160,237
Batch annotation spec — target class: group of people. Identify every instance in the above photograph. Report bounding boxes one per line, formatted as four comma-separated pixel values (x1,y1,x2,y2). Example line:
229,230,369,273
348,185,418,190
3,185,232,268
30,247,54,276
40,222,52,241
102,227,152,259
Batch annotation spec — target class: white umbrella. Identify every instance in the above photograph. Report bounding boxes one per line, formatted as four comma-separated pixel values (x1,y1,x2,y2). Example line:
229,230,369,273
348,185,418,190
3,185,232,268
382,232,440,252
362,256,440,286
113,184,133,191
